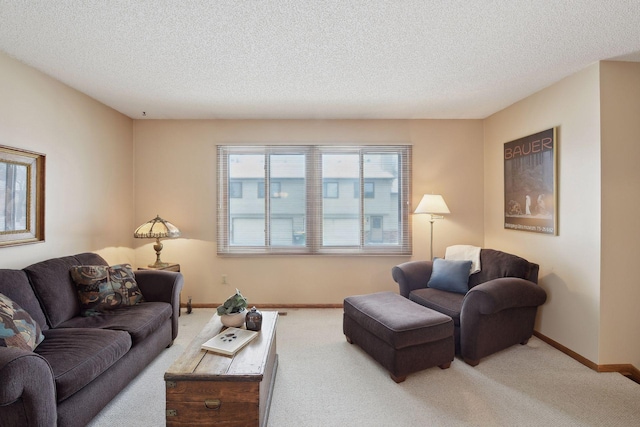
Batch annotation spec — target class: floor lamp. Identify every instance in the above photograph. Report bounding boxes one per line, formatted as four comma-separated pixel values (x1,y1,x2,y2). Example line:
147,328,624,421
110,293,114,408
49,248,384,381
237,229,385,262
414,194,450,260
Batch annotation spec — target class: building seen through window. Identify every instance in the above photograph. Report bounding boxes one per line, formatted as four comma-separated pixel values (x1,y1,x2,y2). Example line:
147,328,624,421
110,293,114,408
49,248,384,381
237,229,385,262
217,145,411,255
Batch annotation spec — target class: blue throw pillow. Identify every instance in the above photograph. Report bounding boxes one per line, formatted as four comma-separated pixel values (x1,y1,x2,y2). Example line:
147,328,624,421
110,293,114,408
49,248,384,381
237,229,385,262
427,258,472,294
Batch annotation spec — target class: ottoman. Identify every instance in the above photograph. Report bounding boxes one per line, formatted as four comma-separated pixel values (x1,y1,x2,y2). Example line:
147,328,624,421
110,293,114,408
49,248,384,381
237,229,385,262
343,291,454,383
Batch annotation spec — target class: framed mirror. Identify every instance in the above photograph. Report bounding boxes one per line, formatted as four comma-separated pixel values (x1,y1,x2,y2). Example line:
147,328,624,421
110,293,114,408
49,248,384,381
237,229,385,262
0,145,45,247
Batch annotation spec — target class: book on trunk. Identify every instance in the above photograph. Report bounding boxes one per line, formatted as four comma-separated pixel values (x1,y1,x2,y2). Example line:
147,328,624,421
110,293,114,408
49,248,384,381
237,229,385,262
201,327,259,356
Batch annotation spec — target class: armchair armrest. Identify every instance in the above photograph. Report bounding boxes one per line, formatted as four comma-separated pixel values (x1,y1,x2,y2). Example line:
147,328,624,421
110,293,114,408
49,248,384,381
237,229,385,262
134,270,184,340
392,261,433,298
0,347,56,426
463,277,547,315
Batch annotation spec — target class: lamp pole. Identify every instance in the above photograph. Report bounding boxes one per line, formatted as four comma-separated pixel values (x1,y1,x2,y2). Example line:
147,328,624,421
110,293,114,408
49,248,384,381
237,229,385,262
429,215,435,260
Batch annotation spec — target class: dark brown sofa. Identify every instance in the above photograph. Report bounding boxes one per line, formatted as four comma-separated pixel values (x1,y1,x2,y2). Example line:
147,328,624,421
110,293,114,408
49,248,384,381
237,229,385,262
0,252,183,427
392,249,546,366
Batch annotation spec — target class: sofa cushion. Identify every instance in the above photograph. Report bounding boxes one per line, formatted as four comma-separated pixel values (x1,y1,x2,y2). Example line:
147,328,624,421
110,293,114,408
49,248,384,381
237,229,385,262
35,327,131,403
0,292,45,350
24,254,109,328
57,302,172,345
410,287,464,326
0,269,49,330
468,249,536,288
427,258,472,294
70,264,144,316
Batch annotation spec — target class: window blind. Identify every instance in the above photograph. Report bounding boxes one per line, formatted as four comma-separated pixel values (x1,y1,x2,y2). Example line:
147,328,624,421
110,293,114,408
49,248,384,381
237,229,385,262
217,145,412,255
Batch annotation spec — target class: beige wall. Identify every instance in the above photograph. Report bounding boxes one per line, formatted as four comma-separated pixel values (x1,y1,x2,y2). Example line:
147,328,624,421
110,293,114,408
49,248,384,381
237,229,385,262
0,52,135,267
133,119,484,305
484,61,640,367
483,64,603,363
5,47,636,368
599,61,640,367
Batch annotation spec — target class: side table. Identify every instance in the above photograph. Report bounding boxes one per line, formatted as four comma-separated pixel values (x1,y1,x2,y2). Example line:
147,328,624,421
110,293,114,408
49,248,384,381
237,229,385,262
138,263,180,273
138,263,181,315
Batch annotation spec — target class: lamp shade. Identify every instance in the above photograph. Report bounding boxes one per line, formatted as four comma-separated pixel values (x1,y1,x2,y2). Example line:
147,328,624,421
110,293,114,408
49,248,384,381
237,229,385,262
134,215,180,239
414,194,450,215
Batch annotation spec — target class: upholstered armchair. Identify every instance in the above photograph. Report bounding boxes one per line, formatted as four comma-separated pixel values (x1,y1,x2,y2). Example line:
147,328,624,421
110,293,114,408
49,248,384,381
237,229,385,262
392,249,547,366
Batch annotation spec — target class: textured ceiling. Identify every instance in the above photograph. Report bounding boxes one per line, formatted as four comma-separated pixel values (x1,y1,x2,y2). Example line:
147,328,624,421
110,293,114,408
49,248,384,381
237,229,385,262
1,1,639,120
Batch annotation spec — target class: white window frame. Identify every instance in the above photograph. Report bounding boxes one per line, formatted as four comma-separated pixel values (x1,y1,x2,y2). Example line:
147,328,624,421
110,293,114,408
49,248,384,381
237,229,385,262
217,145,412,255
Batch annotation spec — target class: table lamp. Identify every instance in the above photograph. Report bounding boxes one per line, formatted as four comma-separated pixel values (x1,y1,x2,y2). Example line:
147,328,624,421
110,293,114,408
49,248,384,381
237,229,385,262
134,215,180,268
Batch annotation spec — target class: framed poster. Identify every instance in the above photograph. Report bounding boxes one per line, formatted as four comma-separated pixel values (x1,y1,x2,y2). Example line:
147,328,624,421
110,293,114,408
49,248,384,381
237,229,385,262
0,145,45,247
504,128,557,235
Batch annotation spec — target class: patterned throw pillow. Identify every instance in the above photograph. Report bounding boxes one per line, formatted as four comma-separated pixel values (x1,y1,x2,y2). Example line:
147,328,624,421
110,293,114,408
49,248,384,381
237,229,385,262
70,264,145,316
0,292,45,351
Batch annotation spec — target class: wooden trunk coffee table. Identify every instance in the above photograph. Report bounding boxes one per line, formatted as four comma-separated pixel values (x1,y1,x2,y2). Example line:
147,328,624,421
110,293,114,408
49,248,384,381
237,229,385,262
165,311,278,426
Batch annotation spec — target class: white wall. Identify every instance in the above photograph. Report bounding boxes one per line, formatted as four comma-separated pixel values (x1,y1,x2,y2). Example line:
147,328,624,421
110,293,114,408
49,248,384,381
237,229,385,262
133,119,484,305
599,61,640,368
0,52,135,267
483,64,602,363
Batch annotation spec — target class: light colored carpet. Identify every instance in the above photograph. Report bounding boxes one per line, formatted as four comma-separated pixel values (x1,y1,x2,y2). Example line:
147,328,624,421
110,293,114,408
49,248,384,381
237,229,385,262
87,308,640,427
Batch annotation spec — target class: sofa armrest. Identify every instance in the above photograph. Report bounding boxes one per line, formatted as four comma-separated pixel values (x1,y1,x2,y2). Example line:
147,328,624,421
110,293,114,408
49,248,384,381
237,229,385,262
0,347,56,426
391,261,433,298
135,270,184,340
462,277,547,315
135,270,183,304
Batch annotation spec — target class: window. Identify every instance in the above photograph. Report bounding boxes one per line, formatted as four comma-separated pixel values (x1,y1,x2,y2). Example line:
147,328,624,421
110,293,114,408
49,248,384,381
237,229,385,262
229,181,242,198
257,181,264,199
272,182,282,198
364,182,375,198
258,181,281,198
217,145,412,255
323,181,339,198
354,181,375,198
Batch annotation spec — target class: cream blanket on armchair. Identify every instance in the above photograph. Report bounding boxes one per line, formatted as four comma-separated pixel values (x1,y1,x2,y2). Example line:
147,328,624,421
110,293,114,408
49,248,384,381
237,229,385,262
445,245,482,274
